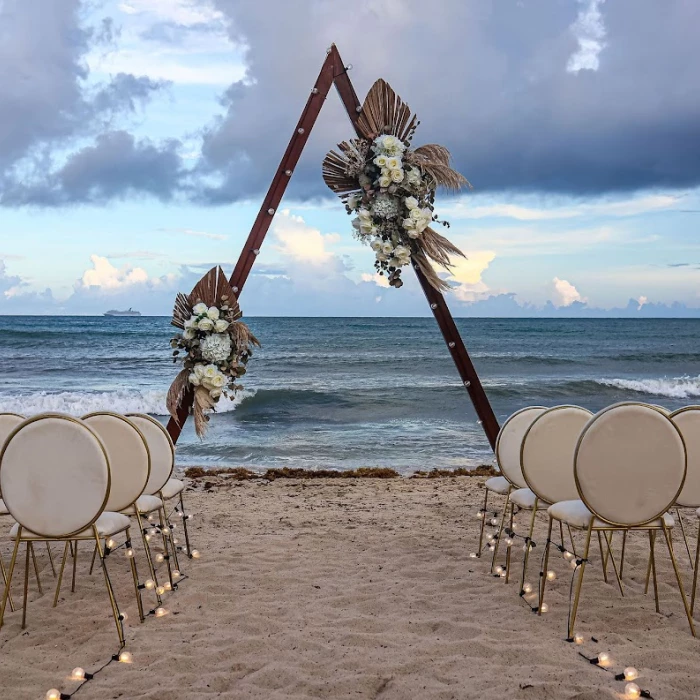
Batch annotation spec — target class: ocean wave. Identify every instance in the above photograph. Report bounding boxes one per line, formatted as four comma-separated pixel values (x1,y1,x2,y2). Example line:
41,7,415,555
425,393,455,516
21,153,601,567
0,389,255,417
597,377,700,399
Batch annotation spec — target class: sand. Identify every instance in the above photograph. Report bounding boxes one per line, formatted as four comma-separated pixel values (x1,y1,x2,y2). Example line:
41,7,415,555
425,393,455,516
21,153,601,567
1,474,699,700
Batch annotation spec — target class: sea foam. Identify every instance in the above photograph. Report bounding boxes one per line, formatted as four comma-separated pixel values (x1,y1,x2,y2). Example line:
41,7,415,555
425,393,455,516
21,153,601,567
598,376,700,399
0,388,256,417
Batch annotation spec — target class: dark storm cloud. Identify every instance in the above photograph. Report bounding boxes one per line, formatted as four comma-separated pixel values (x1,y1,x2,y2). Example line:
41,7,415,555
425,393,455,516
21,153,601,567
196,0,700,201
1,0,699,207
0,0,181,205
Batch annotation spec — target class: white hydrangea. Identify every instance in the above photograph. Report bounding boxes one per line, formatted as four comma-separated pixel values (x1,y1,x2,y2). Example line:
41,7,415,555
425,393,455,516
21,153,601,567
371,193,401,219
200,333,232,363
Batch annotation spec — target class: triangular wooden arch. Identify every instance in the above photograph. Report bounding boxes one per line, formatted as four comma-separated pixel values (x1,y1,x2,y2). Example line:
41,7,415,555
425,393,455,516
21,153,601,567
166,45,500,451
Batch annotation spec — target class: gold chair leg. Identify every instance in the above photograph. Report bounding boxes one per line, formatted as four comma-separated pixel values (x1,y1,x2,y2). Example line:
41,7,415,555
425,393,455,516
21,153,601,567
538,515,554,615
505,501,514,583
568,523,593,640
603,530,624,597
21,542,30,629
648,530,660,613
491,490,511,573
567,524,577,557
29,543,43,596
661,522,696,637
135,510,162,607
161,503,181,573
178,494,194,558
597,531,608,584
558,521,565,550
0,550,16,613
158,507,176,586
692,520,700,617
519,501,539,594
125,527,145,622
0,531,21,628
93,528,125,648
89,543,98,576
676,507,694,570
477,488,489,555
53,541,70,608
620,531,627,580
45,543,56,578
71,540,78,593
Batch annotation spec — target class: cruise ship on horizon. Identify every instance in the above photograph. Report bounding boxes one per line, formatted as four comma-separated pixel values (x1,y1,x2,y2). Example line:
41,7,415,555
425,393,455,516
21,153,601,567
103,308,141,317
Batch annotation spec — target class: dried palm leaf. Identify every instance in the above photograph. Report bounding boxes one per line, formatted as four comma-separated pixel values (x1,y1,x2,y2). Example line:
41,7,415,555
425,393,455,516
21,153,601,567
408,145,470,192
421,227,466,268
322,140,366,197
172,293,191,329
356,79,417,142
193,385,216,438
411,249,452,294
166,369,191,424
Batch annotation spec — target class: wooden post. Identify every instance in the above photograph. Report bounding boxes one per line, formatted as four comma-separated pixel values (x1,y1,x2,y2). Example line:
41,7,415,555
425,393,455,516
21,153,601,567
167,45,500,450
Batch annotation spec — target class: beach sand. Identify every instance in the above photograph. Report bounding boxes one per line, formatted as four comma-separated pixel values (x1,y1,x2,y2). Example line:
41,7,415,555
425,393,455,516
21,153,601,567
1,474,699,700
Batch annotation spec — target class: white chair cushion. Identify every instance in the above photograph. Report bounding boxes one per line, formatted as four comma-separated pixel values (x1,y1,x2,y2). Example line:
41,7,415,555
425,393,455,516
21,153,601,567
10,512,130,540
485,476,511,495
127,494,163,514
510,488,538,510
0,498,8,515
548,500,675,529
161,478,184,500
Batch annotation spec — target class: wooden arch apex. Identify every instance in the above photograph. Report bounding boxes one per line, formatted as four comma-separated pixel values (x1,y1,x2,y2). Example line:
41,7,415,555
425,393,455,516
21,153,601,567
166,45,500,450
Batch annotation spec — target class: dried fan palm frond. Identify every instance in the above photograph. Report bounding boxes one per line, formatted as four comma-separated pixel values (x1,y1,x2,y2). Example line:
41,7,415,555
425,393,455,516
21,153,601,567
322,140,366,197
166,369,191,424
411,249,453,294
356,79,417,142
189,266,235,308
408,145,470,192
171,293,192,329
193,385,216,438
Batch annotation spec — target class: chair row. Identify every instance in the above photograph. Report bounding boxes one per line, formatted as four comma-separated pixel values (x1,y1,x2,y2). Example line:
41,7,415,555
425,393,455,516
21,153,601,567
475,402,700,639
0,411,196,647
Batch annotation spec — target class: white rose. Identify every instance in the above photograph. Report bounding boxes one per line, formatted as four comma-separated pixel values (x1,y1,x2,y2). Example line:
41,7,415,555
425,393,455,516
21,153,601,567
194,364,206,379
358,207,371,220
415,220,428,233
373,155,388,168
370,240,382,252
183,328,196,340
405,168,421,187
407,229,421,239
388,257,401,268
405,196,419,210
381,241,393,255
378,175,391,188
203,364,218,379
193,303,208,315
188,373,200,386
394,245,410,258
206,306,220,320
387,157,401,170
402,218,416,230
184,317,196,329
360,222,373,234
214,319,229,333
198,317,214,332
376,252,388,262
409,207,423,222
421,207,433,221
347,193,362,210
209,388,222,399
391,169,404,183
210,374,226,388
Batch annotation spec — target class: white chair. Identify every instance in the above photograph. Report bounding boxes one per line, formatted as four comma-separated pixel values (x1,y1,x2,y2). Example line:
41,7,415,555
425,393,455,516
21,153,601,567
503,405,593,595
0,414,136,646
82,412,164,617
538,403,694,639
482,407,546,570
669,407,700,616
125,414,184,584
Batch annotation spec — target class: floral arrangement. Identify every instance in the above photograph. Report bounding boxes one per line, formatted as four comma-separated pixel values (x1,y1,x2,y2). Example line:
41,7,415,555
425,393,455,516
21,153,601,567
167,267,259,438
323,79,469,291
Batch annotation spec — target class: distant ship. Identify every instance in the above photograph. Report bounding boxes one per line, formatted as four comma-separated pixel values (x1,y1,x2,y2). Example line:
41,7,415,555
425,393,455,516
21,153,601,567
104,308,141,317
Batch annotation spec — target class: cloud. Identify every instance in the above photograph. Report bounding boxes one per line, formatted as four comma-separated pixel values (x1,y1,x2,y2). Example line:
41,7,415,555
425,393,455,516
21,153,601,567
78,255,149,290
105,250,167,260
272,210,340,265
445,251,497,302
637,295,648,311
567,0,607,73
551,277,587,307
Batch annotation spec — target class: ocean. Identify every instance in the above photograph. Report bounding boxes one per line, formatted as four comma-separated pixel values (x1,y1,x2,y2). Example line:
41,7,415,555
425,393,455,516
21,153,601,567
1,316,699,474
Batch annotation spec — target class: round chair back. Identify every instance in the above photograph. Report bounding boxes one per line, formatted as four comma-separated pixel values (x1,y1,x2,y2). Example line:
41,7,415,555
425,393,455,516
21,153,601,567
495,406,547,488
0,413,24,496
82,412,151,512
521,405,593,505
125,414,174,495
0,414,110,538
575,403,686,527
670,406,700,508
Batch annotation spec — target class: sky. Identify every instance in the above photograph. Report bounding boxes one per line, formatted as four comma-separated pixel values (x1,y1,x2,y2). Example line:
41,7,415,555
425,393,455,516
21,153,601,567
1,0,699,317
